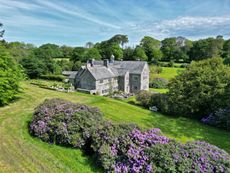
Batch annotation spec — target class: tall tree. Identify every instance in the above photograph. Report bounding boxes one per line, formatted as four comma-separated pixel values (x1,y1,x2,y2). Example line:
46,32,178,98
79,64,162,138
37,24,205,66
222,39,230,59
0,46,22,105
123,47,134,60
160,37,178,61
133,46,148,61
84,48,102,61
60,45,73,59
188,37,224,61
140,36,162,62
7,42,35,62
95,35,125,60
108,34,128,48
71,47,86,62
34,43,62,59
20,57,45,78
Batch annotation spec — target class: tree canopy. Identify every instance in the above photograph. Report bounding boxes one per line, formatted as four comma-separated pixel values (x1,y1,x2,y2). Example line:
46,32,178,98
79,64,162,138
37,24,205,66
167,57,230,117
0,46,22,105
140,36,162,62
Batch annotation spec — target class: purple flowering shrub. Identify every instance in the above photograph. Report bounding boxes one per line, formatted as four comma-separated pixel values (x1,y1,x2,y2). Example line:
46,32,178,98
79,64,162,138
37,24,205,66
146,141,230,173
201,109,230,131
30,99,230,173
30,98,103,148
91,123,169,172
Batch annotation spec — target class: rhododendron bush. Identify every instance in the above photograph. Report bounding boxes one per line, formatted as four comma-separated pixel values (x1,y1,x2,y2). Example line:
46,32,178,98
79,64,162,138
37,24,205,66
30,99,230,173
30,98,103,148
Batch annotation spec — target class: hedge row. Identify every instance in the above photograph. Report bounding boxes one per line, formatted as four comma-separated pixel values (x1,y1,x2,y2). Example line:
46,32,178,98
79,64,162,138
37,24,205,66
40,74,65,81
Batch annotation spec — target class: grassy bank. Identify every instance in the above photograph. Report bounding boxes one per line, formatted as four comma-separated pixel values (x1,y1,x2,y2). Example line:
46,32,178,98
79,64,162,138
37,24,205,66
0,81,229,172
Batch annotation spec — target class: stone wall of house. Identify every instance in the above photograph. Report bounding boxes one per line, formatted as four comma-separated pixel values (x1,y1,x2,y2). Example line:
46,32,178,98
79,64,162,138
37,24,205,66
140,63,149,91
77,70,96,90
118,72,130,93
130,74,141,93
95,77,119,95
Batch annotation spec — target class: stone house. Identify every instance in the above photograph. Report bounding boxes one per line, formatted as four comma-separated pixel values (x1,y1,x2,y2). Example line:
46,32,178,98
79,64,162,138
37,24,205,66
74,56,149,95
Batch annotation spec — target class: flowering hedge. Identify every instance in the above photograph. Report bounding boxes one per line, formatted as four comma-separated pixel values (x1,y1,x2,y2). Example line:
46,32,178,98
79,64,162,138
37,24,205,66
30,99,230,173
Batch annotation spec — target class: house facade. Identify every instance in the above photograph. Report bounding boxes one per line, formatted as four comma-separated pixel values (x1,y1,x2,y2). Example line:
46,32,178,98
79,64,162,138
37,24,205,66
74,56,149,95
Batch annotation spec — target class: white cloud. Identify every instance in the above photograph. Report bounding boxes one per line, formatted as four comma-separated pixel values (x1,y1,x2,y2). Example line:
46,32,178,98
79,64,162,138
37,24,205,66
160,16,230,29
35,0,121,29
126,15,230,39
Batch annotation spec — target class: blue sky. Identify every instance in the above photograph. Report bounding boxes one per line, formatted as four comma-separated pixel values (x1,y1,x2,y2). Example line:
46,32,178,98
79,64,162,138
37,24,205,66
1,0,230,46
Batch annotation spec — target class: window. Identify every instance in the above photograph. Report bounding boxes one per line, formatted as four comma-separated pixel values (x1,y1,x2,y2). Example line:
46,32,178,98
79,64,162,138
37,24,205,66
108,78,112,82
133,76,138,81
100,79,103,83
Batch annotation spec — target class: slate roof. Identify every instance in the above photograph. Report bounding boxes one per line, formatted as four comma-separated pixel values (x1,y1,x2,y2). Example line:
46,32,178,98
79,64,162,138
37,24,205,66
76,60,147,81
93,61,147,74
87,66,117,80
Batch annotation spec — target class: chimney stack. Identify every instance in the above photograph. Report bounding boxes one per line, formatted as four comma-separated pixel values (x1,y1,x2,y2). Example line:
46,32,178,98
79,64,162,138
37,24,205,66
86,59,95,68
103,59,109,68
110,54,115,63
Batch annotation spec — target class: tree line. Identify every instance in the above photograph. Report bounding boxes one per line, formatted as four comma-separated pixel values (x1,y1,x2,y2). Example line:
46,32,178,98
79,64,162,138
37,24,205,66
1,21,230,80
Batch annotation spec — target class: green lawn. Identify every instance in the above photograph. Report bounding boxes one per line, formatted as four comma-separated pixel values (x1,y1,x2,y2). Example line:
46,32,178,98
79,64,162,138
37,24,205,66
53,58,70,62
150,66,185,80
0,81,230,172
149,88,168,93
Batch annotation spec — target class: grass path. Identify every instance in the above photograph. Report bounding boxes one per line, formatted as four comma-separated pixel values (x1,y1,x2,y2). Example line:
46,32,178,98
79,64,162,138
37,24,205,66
0,82,230,172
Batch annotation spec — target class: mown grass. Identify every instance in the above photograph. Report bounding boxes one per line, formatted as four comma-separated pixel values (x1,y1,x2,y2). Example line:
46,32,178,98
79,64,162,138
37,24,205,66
0,81,230,172
150,66,184,80
149,66,183,92
149,88,168,93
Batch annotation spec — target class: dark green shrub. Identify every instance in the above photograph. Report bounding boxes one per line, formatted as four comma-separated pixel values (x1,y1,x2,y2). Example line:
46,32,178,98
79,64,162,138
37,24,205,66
150,93,169,113
136,90,152,107
20,57,45,78
30,98,103,148
167,58,230,117
40,74,65,81
150,77,168,89
223,57,230,65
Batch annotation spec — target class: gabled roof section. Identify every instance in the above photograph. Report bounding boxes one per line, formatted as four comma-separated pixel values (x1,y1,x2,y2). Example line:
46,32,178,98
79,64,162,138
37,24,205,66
87,66,117,80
